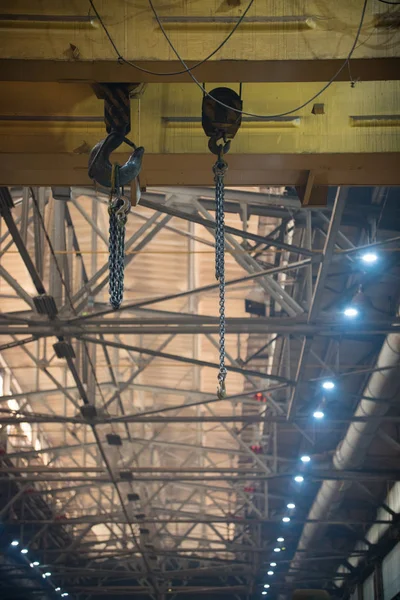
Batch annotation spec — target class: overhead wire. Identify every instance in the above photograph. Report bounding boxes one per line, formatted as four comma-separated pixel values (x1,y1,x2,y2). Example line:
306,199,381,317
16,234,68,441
88,0,255,76
148,0,369,119
90,0,369,118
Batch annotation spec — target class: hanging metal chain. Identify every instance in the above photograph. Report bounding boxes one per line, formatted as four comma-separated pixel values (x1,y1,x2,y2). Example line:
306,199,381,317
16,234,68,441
213,152,228,399
108,165,131,310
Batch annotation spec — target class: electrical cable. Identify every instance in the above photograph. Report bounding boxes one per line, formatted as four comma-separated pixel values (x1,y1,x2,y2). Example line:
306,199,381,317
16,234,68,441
88,0,255,76
92,0,368,118
148,0,369,119
377,0,400,5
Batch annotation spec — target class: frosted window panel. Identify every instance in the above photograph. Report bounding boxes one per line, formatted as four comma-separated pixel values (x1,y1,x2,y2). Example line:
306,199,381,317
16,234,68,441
363,573,375,600
383,543,400,600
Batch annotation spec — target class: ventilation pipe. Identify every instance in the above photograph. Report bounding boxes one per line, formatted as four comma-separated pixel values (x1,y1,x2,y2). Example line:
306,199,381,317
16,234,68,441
288,327,400,578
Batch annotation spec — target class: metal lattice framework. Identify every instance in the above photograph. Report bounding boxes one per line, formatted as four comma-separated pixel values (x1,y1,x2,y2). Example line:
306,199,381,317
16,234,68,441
0,184,400,600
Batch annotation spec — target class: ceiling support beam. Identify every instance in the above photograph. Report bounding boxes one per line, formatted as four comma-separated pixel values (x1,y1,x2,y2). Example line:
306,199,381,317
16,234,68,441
1,467,399,482
66,208,166,308
4,412,400,426
78,335,292,384
287,187,348,418
1,58,399,84
1,315,398,337
2,153,400,187
4,515,394,525
142,196,312,257
193,198,304,316
70,258,312,322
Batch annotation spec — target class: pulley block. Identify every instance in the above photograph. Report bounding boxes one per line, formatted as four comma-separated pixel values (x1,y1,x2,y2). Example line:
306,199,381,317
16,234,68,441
202,87,242,155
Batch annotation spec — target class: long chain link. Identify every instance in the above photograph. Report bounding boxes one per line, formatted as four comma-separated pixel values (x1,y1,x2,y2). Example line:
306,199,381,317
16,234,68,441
213,155,228,399
108,165,131,310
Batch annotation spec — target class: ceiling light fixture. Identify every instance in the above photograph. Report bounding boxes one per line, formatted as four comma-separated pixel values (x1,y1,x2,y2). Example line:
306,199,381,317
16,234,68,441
313,410,324,419
361,252,378,264
10,540,19,547
273,547,281,552
21,549,28,554
344,306,359,318
270,562,277,567
287,502,295,509
282,516,291,522
300,455,311,463
267,570,274,575
294,475,304,483
322,380,335,390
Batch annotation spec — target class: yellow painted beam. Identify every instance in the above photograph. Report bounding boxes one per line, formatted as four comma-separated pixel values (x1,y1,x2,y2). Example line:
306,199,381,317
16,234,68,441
0,78,399,184
0,81,399,155
0,0,397,67
1,153,399,186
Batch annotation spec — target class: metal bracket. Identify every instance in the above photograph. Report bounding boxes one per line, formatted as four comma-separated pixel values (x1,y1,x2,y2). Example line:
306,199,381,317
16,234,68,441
92,83,133,135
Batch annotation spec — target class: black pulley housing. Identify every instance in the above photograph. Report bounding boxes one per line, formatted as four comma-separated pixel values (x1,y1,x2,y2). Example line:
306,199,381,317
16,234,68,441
202,87,242,141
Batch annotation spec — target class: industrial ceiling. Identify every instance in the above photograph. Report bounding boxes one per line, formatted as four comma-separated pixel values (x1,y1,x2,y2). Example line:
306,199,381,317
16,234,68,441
0,2,400,600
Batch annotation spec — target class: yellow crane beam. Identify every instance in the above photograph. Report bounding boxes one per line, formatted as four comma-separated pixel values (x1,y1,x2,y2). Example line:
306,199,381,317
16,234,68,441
0,1,399,186
0,80,399,186
0,0,398,71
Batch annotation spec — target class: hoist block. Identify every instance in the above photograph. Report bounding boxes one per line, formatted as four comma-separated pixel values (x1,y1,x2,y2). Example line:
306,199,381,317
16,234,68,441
92,83,134,136
202,87,242,141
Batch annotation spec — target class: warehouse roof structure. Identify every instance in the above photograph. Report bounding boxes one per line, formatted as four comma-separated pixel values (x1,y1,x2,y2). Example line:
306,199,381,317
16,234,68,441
0,2,400,599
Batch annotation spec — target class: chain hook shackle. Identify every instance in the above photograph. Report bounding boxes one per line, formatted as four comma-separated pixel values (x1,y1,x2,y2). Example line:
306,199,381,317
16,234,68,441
88,84,145,310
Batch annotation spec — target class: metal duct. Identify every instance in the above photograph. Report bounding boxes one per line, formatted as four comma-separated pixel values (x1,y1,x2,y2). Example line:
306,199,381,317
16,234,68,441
289,328,400,579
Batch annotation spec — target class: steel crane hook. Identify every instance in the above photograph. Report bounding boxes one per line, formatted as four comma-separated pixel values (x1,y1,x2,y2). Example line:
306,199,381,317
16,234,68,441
88,131,144,189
